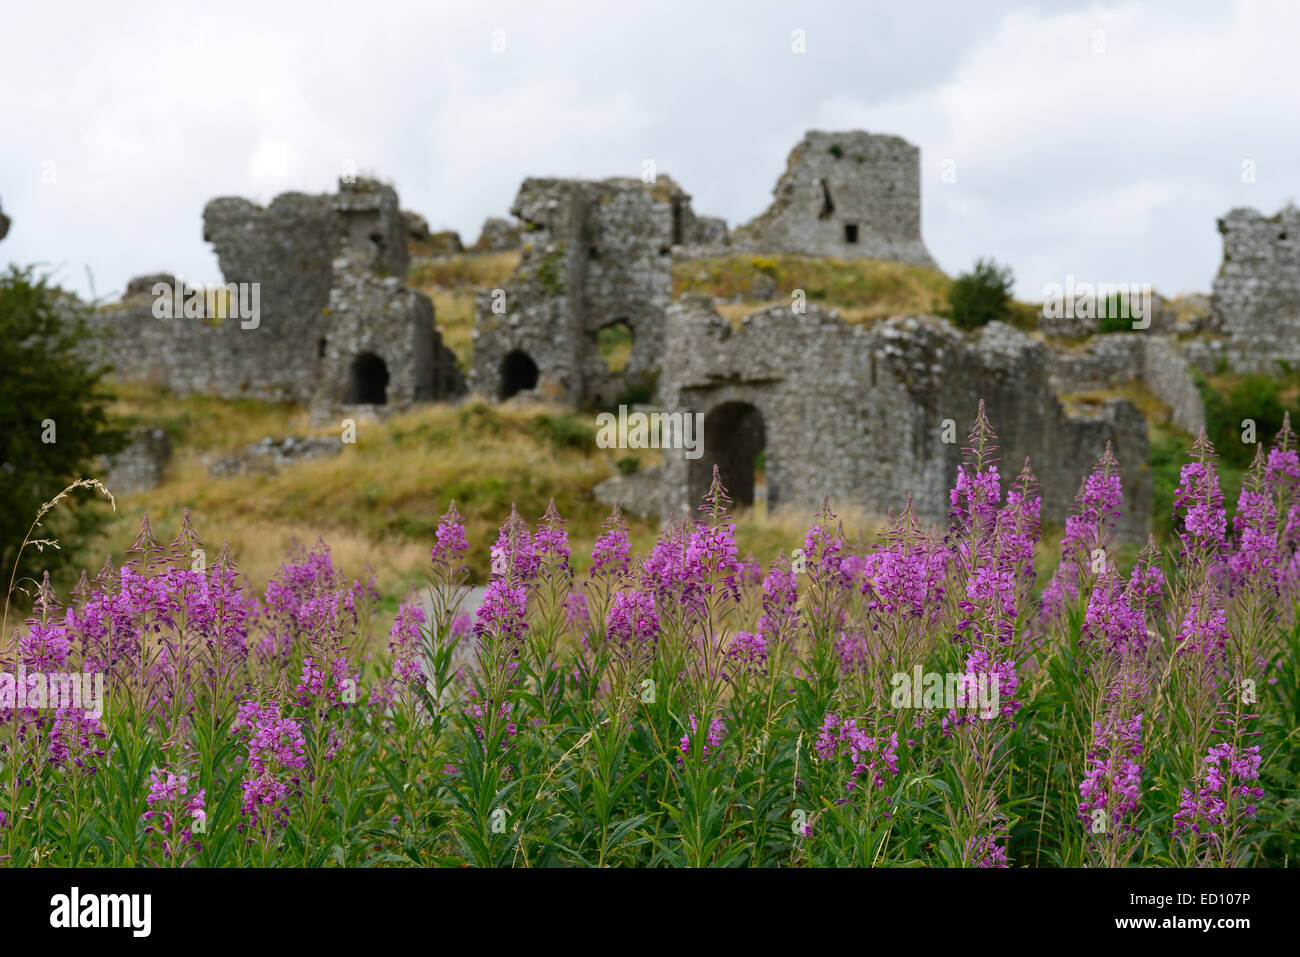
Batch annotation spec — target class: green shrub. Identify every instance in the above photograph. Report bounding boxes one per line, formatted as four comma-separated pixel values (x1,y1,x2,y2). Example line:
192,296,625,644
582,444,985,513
0,266,125,587
1199,372,1294,469
530,413,595,451
945,258,1015,331
1097,293,1141,334
615,456,640,476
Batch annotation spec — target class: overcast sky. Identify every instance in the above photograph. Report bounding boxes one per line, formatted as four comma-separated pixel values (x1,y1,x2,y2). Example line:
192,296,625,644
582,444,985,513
3,0,1297,302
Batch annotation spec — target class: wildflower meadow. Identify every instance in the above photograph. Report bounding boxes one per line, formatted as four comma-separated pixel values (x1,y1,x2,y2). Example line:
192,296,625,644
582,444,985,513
2,404,1297,870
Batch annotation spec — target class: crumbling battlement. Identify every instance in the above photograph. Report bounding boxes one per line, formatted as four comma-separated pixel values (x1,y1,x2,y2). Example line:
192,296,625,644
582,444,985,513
732,131,938,268
472,175,703,407
85,177,463,410
1209,205,1300,373
656,298,1150,541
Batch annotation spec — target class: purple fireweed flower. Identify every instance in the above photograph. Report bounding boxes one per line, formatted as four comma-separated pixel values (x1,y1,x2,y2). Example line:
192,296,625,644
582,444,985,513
535,499,572,574
295,653,357,709
47,707,107,772
685,521,742,602
965,832,1009,868
1173,743,1265,840
803,510,848,591
605,589,659,653
858,494,950,621
813,711,900,790
738,553,763,589
995,461,1043,587
432,501,469,568
1172,597,1229,678
1082,572,1149,659
474,579,529,648
679,713,727,763
1078,712,1145,838
489,506,538,584
590,503,631,579
388,602,426,684
1126,536,1166,623
1042,446,1123,622
757,553,800,651
1173,430,1228,564
676,712,728,764
726,630,768,675
942,648,1020,734
465,693,518,740
948,401,1002,537
233,699,307,827
1229,446,1282,593
142,769,207,859
565,591,589,631
233,699,308,775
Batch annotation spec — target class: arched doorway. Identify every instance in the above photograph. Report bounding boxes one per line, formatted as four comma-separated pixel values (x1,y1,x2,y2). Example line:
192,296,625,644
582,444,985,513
691,401,767,509
500,350,539,399
345,352,389,404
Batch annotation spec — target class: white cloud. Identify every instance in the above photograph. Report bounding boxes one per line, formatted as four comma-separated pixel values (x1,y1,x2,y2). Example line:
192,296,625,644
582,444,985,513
1,0,1298,303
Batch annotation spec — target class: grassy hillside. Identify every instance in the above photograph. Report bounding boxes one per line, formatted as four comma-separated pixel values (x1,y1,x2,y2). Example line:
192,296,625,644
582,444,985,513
79,382,860,614
62,254,1230,618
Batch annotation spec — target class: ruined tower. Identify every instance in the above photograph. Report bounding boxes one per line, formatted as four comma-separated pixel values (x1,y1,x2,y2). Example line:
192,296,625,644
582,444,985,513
734,130,938,268
472,175,700,408
1209,204,1300,374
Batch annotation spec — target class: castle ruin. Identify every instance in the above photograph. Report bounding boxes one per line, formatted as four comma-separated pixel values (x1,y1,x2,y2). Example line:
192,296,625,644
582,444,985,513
1209,204,1300,373
85,177,464,413
732,130,938,267
471,175,712,407
648,298,1151,541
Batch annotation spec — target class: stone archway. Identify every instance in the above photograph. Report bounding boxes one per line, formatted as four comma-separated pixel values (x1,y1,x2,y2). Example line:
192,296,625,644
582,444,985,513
345,352,389,404
500,349,539,399
690,401,767,508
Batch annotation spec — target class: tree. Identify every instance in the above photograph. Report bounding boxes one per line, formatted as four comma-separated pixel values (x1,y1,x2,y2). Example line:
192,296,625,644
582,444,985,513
947,257,1015,331
0,266,125,590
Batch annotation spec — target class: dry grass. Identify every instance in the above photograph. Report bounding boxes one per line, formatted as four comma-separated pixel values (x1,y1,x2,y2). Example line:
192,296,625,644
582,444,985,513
675,255,952,324
408,251,521,372
1058,382,1172,424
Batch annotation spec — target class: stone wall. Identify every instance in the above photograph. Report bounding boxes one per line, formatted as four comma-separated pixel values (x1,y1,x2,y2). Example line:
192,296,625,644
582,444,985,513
472,176,696,407
472,216,522,252
84,177,463,410
1209,205,1300,373
1047,333,1205,434
657,299,1151,541
732,131,938,268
